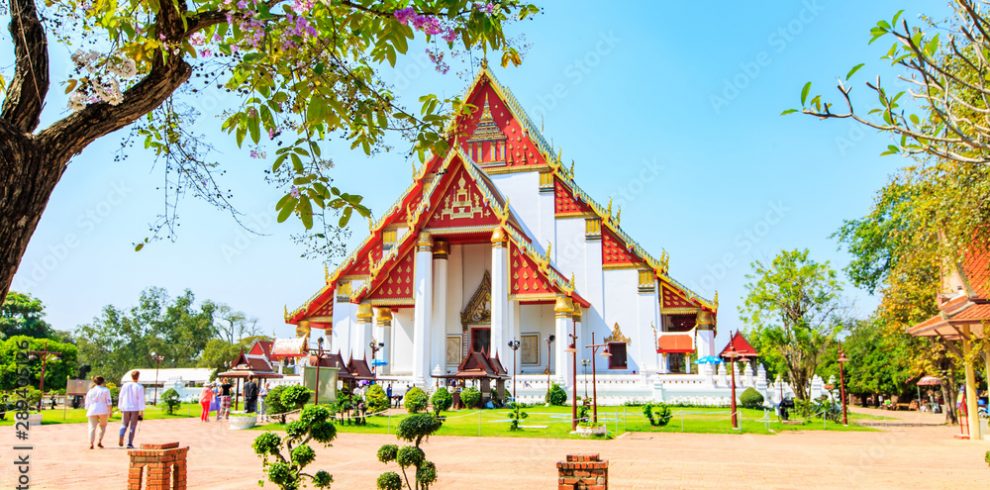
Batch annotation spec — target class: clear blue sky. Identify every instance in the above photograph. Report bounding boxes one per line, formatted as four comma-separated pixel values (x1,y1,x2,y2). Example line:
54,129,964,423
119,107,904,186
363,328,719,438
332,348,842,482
9,1,946,343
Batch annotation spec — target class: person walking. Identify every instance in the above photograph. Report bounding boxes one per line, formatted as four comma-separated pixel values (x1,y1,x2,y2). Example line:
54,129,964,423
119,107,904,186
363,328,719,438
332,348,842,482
244,377,259,413
199,382,215,422
84,376,113,449
217,378,233,420
258,382,270,422
117,370,145,449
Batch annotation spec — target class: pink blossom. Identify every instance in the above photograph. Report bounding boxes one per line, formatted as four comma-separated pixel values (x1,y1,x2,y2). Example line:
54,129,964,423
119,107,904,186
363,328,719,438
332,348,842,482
442,27,458,43
394,7,416,25
190,32,206,46
292,0,315,14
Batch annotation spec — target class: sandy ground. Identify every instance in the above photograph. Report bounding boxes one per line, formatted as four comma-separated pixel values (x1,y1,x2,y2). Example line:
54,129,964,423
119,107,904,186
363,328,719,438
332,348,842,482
2,408,988,489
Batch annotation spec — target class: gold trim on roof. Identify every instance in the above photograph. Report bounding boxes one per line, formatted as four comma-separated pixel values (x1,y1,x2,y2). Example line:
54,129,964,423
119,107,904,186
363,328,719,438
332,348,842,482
605,322,630,344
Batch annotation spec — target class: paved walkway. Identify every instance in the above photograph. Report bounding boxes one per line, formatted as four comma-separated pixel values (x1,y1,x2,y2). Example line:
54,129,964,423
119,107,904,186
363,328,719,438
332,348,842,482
2,408,987,489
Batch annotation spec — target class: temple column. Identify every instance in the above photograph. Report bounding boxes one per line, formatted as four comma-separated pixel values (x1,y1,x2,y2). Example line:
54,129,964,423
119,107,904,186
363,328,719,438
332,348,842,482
412,233,434,387
373,308,392,375
431,239,449,377
490,228,509,360
554,295,575,386
962,325,982,440
352,303,373,360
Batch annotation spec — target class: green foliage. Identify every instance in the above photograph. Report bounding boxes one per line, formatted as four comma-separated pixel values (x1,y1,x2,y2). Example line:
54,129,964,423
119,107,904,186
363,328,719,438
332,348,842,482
507,402,528,431
280,385,313,412
160,388,182,415
403,387,428,414
984,450,989,468
546,383,567,406
740,250,843,399
377,444,399,464
265,385,289,421
396,446,425,468
415,461,437,488
75,288,218,384
253,404,336,490
0,336,79,391
460,387,481,409
0,291,59,340
643,403,672,427
365,384,390,414
739,387,765,410
396,413,443,447
377,472,403,490
430,388,452,415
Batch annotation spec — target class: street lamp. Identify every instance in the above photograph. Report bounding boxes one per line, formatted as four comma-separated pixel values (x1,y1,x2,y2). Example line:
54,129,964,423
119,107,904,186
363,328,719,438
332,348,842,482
838,344,849,426
544,334,555,399
507,339,521,402
369,339,385,377
564,329,578,431
585,332,610,425
150,352,164,406
723,342,741,430
581,359,590,398
27,342,60,412
314,337,326,406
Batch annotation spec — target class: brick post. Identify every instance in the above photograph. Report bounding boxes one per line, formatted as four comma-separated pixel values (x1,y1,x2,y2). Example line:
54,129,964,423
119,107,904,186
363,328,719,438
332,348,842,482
127,442,189,490
557,453,608,490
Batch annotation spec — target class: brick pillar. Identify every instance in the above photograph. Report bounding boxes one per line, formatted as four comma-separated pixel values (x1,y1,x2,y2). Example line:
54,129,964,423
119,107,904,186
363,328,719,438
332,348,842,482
127,442,189,490
557,453,608,490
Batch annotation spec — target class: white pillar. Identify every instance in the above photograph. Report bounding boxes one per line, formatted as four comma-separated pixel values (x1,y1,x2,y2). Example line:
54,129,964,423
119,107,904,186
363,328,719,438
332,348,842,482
554,295,575,386
412,232,434,387
431,240,449,376
490,228,509,360
374,307,392,374
353,303,373,360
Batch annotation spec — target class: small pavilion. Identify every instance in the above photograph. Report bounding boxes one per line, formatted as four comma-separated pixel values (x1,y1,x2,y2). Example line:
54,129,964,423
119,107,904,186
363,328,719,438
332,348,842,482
218,348,284,410
434,348,509,406
908,244,989,440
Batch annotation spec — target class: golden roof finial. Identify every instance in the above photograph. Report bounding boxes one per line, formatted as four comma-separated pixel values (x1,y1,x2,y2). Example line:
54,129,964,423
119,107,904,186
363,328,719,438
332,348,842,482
499,199,511,227
568,272,575,292
411,161,418,181
283,305,289,321
616,206,621,225
659,249,670,275
714,290,719,310
569,160,575,178
324,263,330,283
606,197,613,219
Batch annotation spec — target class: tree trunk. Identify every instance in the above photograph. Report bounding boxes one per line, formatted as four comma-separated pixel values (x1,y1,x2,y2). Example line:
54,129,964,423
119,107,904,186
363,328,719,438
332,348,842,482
0,128,69,303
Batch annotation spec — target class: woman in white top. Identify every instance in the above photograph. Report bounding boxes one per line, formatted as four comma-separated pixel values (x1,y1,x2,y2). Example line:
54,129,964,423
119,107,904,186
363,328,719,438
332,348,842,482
84,376,113,449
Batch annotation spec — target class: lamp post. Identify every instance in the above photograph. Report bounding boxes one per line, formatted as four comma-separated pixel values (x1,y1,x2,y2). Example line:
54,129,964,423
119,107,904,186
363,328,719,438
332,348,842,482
507,339,521,402
27,342,60,412
581,359,590,398
723,342,740,430
838,344,849,426
150,352,164,406
565,329,578,431
314,337,325,406
369,339,385,377
544,334,555,400
585,331,611,424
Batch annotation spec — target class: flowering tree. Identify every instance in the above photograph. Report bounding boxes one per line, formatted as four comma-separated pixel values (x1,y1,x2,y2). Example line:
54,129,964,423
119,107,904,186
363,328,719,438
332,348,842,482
0,0,538,302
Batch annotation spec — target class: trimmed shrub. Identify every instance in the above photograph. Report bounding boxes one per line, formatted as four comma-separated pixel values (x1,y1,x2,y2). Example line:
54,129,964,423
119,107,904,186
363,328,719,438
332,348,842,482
546,383,567,406
377,471,403,490
460,387,481,408
404,387,428,413
643,402,672,427
365,384,389,414
160,388,182,415
430,387,452,415
739,387,765,409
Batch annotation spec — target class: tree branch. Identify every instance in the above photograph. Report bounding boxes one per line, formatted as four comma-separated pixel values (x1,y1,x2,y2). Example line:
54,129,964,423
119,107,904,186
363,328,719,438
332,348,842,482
1,0,50,133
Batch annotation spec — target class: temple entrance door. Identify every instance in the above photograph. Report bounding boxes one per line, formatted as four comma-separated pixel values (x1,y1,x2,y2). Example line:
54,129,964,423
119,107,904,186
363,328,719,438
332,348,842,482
470,327,491,353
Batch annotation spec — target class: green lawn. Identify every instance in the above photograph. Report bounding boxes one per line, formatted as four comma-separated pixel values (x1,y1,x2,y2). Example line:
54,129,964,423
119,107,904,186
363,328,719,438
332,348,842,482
0,402,201,426
255,405,878,439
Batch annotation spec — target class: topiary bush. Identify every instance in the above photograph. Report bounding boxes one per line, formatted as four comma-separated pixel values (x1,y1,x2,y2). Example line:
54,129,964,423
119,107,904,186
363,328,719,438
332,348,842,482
460,387,481,409
643,402,672,427
404,387,428,413
365,384,390,414
430,388,452,415
739,387,765,409
546,383,567,406
253,404,336,489
377,413,444,489
264,385,289,423
507,402,528,431
984,449,990,468
160,388,182,415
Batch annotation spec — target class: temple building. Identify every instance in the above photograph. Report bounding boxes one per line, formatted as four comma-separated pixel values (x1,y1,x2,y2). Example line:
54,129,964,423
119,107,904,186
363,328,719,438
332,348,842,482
285,67,720,401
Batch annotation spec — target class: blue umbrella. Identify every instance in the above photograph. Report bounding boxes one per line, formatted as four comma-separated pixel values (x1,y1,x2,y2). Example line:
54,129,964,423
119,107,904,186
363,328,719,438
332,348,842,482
694,355,722,365
371,359,389,367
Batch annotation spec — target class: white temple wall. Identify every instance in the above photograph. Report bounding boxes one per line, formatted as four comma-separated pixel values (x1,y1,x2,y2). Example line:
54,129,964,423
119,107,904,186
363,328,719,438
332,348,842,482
442,244,465,372
332,297,356,359
459,243,491,310
554,217,586,292
635,283,661,374
488,171,552,250
517,303,554,375
390,308,415,375
601,268,641,373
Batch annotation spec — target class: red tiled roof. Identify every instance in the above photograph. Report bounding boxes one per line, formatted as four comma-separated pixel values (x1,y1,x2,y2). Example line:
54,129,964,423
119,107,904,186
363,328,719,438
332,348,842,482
720,331,758,359
962,244,990,298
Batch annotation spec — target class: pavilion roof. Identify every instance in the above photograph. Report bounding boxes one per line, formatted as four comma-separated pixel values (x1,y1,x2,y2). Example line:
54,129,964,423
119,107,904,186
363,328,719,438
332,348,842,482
657,334,694,354
347,356,375,380
909,242,990,341
720,331,758,359
441,349,509,379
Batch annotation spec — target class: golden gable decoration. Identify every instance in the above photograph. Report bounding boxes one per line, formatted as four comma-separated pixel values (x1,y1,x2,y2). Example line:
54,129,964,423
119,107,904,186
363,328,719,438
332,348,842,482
461,270,492,329
605,322,630,344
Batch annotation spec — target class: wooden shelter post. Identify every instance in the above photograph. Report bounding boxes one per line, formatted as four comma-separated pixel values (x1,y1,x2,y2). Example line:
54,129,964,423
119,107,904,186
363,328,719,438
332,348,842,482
961,325,982,440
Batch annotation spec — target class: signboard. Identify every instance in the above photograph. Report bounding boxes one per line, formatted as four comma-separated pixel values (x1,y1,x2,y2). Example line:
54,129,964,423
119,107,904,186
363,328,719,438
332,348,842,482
66,379,90,396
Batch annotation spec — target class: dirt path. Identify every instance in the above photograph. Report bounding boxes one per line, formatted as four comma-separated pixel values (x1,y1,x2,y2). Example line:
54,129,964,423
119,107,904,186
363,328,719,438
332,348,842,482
2,408,987,489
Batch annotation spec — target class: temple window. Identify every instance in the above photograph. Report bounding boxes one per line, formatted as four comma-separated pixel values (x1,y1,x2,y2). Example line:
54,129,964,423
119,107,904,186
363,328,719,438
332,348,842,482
607,342,627,369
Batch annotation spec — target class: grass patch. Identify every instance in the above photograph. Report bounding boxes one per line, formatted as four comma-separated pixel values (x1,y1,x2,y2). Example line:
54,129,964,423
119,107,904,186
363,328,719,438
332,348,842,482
0,402,201,426
254,405,875,439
